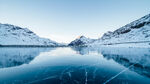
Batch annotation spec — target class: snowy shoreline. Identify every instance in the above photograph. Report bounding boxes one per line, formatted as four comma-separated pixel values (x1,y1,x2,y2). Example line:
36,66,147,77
89,42,150,48
0,45,67,47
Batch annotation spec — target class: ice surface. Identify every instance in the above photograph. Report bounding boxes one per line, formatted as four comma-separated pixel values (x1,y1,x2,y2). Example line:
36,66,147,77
0,47,150,84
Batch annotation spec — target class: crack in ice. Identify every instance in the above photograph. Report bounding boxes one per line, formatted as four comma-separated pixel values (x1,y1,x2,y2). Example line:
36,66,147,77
103,63,135,84
59,67,71,80
85,69,88,84
25,75,58,84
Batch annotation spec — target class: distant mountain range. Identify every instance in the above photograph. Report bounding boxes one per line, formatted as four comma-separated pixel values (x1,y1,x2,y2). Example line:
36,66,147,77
69,14,150,47
1,13,150,47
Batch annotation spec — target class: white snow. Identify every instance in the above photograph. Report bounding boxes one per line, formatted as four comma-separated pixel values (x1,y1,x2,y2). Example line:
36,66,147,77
89,14,150,48
0,23,60,46
1,13,150,48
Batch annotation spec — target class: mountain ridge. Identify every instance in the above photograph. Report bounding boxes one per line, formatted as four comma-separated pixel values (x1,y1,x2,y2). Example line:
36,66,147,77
95,13,150,44
68,13,150,47
0,23,63,47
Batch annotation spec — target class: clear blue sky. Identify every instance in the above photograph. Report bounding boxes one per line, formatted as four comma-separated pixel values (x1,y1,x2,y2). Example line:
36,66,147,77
0,0,150,43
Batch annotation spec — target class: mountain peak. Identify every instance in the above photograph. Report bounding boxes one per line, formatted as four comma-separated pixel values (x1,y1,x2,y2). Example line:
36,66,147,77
76,35,86,39
68,36,95,46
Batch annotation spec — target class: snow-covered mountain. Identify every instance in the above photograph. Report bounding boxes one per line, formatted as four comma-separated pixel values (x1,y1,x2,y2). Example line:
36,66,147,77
68,36,95,46
0,23,62,46
91,14,150,47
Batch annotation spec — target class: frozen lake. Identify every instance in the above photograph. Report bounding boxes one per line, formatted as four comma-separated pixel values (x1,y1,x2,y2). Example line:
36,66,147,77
0,47,150,84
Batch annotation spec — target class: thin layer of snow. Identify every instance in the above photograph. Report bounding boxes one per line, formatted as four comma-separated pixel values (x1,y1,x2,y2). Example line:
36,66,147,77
68,36,95,46
89,42,150,48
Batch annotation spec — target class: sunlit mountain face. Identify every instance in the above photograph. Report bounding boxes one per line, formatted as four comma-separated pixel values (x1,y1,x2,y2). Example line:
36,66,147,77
0,23,63,47
0,47,150,84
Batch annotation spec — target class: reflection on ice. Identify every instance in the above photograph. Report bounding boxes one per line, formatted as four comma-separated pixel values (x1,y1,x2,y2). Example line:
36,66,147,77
71,47,150,78
0,48,55,68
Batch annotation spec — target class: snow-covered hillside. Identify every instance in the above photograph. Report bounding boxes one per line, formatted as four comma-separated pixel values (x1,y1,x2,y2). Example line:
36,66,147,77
68,36,95,46
91,14,150,47
0,23,61,46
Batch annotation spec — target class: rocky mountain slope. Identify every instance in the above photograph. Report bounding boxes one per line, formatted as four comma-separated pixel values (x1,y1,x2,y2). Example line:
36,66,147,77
68,36,95,46
91,14,150,47
0,23,62,47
